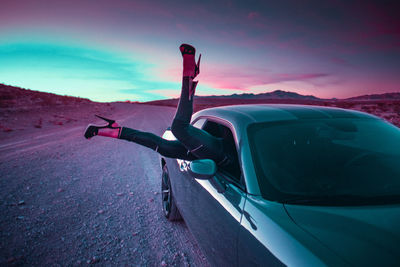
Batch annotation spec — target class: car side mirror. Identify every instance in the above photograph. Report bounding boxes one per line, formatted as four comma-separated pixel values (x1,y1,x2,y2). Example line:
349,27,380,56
188,159,217,180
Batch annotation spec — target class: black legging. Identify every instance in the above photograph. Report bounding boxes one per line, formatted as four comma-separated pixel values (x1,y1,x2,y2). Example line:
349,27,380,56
119,77,230,165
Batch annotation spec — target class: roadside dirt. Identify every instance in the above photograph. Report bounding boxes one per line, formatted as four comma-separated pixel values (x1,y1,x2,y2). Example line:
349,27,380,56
1,84,399,266
0,103,209,266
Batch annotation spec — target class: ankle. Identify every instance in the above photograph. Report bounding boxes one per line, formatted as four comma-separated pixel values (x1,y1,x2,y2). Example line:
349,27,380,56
182,54,195,77
98,127,121,138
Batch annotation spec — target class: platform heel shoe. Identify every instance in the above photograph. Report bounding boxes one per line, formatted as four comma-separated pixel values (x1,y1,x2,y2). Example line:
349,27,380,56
179,43,201,79
84,115,122,139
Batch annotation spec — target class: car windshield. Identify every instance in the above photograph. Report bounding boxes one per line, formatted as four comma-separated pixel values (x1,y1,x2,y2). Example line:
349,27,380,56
247,118,400,206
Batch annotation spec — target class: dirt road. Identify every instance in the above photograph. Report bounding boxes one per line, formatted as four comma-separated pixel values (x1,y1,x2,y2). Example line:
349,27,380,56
0,104,209,266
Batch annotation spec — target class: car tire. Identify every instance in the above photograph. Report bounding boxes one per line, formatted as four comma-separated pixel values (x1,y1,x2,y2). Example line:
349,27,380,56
161,164,182,221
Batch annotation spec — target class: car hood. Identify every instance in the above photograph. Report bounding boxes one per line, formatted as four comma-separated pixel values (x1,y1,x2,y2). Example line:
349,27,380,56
284,204,400,266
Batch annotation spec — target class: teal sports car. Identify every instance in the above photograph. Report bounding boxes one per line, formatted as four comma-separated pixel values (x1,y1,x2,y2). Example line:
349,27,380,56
160,104,400,266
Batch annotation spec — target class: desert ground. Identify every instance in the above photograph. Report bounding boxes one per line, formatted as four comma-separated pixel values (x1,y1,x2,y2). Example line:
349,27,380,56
0,101,209,266
1,84,399,266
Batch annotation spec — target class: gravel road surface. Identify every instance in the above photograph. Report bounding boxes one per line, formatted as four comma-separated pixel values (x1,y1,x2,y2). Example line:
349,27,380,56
0,103,209,266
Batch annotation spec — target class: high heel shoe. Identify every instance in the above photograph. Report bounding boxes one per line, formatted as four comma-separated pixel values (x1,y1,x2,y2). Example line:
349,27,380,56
195,54,201,78
84,115,121,139
179,44,201,78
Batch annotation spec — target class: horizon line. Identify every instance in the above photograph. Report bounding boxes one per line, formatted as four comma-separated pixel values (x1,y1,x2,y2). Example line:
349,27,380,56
1,82,399,103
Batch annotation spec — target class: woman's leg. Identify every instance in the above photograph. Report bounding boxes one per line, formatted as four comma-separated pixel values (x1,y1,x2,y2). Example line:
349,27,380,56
84,119,196,161
119,127,196,160
171,44,228,165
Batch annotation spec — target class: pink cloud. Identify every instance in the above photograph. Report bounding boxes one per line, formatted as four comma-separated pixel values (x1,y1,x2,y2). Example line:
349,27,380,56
176,23,190,33
200,64,329,91
330,57,350,66
247,12,260,20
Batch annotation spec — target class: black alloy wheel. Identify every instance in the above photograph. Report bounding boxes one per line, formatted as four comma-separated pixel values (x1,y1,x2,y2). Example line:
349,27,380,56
161,165,182,221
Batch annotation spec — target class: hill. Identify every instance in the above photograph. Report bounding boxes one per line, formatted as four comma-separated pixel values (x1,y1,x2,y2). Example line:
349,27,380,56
0,84,117,136
142,89,400,127
1,83,399,132
201,90,321,100
346,92,400,101
0,83,93,111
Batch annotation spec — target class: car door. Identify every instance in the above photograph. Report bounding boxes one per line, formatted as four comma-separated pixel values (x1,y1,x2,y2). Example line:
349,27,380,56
168,118,207,212
175,119,246,266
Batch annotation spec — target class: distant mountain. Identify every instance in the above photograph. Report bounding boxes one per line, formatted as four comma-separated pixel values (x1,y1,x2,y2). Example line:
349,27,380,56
200,90,321,100
345,92,400,101
2,83,400,109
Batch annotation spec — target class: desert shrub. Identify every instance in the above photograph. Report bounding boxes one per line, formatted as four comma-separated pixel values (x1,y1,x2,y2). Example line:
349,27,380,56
393,103,400,114
34,118,42,128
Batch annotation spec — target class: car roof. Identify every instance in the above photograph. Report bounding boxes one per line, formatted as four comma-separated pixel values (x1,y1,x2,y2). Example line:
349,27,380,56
194,104,379,124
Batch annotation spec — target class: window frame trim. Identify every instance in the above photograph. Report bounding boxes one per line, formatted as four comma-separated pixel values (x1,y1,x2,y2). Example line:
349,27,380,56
192,115,247,192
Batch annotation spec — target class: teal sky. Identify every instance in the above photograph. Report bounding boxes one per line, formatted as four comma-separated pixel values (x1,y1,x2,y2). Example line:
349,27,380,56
0,41,238,102
0,42,181,102
0,0,399,101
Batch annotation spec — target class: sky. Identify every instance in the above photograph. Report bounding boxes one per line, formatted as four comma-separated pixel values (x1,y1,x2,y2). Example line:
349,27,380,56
0,0,399,102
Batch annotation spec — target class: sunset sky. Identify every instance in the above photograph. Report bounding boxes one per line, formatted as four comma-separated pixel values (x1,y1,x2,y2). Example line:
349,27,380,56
0,0,399,102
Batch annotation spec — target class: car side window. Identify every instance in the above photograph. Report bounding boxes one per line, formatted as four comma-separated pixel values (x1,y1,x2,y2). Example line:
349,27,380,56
191,118,206,129
202,121,242,185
